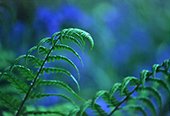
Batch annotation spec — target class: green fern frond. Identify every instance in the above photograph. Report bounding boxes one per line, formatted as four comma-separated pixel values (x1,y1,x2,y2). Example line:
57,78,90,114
60,28,94,49
29,93,76,106
91,90,108,107
119,105,147,116
3,73,29,93
47,55,80,78
77,100,92,116
41,67,80,91
11,65,35,80
71,59,170,116
1,27,170,116
36,80,84,101
0,92,20,112
16,55,43,66
147,78,170,93
138,87,162,108
128,96,157,115
54,44,83,65
140,70,151,87
109,83,121,95
152,64,160,77
121,76,139,95
0,28,93,116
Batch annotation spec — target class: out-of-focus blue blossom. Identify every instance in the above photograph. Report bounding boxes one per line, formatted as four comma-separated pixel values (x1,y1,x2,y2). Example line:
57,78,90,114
34,5,92,38
33,7,58,37
128,25,152,52
9,21,26,53
104,2,131,39
10,21,25,42
54,5,92,29
111,41,132,65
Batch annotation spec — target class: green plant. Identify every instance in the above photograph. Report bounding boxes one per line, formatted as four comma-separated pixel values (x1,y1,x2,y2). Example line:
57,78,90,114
0,28,170,116
72,60,170,116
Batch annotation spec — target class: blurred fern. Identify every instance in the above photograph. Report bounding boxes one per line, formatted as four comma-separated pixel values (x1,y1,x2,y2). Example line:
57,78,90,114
0,28,170,116
71,59,170,116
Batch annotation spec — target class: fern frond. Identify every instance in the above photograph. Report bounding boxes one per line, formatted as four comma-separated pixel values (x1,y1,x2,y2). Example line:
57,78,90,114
137,87,162,109
54,44,83,65
2,73,29,93
38,37,52,45
128,96,157,115
60,28,94,49
140,70,151,87
121,76,139,95
147,78,170,94
109,83,121,97
0,28,93,115
71,59,170,116
91,90,108,107
16,55,43,66
0,91,20,112
152,64,160,77
47,55,80,78
119,105,147,116
38,46,51,55
37,80,84,101
77,100,92,116
41,67,80,91
29,93,76,106
11,65,34,80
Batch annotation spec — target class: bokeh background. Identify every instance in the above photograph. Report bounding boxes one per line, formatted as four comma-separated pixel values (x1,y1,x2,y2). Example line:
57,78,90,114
0,0,170,114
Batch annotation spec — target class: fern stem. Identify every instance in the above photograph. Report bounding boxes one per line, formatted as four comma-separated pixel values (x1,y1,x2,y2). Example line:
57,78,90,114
15,38,59,116
108,72,153,116
108,84,140,116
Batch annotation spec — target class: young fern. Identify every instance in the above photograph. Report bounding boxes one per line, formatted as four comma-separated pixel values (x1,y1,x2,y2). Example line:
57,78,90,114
70,59,170,116
1,27,170,116
0,28,94,116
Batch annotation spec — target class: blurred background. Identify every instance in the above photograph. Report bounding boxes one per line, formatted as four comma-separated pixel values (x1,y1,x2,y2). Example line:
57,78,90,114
0,0,170,112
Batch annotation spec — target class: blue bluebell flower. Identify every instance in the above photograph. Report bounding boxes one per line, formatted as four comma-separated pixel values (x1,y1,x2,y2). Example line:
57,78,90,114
111,41,132,65
128,24,152,52
33,7,56,37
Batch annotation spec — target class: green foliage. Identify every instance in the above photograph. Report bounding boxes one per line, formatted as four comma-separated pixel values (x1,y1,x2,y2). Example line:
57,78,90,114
0,28,170,116
71,59,170,116
0,28,93,116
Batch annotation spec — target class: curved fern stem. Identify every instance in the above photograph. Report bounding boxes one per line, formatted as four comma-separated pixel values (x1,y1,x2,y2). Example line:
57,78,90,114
108,84,140,116
108,72,152,116
15,37,60,116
